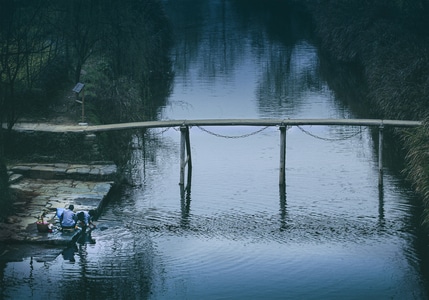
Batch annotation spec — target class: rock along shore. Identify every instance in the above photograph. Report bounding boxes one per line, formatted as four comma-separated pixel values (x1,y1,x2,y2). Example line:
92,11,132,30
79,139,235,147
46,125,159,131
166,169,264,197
1,163,117,245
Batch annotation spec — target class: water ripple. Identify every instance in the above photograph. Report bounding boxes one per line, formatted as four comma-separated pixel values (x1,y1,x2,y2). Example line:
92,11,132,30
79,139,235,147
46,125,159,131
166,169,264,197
114,210,406,246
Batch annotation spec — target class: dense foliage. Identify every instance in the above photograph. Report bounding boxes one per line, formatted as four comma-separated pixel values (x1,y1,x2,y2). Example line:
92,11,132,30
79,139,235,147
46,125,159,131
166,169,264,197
0,0,172,202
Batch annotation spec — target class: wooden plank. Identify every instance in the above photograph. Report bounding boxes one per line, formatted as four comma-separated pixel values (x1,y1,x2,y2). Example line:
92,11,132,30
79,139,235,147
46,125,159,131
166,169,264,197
70,119,424,132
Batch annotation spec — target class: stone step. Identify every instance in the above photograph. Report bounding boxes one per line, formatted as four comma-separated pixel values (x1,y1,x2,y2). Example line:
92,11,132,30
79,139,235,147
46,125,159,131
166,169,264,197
8,163,117,182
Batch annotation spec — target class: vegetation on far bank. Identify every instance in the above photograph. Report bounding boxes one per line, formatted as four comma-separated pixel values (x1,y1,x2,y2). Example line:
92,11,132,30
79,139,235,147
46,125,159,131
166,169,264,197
298,0,429,223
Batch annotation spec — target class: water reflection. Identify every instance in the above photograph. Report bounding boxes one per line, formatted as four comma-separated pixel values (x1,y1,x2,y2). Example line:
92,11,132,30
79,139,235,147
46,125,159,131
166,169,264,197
257,42,325,117
166,0,245,82
180,185,191,228
279,183,287,230
165,0,318,120
172,123,388,232
378,185,385,227
174,153,390,235
62,244,78,262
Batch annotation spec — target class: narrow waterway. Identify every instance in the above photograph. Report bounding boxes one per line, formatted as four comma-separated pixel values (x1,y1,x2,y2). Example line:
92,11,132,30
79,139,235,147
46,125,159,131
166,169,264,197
2,1,429,299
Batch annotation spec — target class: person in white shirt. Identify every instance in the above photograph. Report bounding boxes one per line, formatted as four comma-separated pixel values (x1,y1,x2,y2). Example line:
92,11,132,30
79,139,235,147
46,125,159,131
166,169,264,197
60,205,76,229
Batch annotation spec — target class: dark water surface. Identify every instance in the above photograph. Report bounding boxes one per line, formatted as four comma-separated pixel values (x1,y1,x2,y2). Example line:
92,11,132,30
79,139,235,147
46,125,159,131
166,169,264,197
2,1,429,299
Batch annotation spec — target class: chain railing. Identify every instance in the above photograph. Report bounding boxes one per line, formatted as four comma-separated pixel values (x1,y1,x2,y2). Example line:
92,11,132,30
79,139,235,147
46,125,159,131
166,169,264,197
147,126,172,136
296,125,362,141
183,124,363,142
196,125,271,139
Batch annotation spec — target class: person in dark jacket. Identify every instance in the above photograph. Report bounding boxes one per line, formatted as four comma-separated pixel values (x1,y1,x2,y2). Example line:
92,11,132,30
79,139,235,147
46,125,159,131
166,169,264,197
76,209,97,232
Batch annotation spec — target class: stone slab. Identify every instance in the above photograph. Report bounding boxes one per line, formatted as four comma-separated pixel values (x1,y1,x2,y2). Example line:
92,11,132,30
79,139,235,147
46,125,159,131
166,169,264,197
0,178,114,245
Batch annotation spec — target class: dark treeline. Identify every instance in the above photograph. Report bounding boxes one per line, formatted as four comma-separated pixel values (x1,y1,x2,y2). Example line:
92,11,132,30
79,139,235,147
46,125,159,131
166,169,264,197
0,0,171,139
293,0,429,223
0,0,172,217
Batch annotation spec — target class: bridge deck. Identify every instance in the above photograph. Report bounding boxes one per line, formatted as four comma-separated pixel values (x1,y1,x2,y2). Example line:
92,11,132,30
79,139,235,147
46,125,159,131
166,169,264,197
8,118,423,133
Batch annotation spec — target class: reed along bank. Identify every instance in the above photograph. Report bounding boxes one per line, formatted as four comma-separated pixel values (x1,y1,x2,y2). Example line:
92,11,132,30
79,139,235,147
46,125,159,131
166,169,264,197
288,0,429,224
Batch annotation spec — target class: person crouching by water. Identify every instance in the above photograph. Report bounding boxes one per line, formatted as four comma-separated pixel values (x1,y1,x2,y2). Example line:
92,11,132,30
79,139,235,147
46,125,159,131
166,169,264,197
76,210,96,232
76,210,97,244
60,204,76,230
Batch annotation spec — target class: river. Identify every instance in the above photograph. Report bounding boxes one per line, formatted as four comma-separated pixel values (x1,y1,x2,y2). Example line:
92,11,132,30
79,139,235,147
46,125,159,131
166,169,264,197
1,1,429,299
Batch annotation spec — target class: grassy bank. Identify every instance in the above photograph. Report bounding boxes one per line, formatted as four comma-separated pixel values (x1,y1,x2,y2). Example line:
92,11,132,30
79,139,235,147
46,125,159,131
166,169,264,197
298,0,429,223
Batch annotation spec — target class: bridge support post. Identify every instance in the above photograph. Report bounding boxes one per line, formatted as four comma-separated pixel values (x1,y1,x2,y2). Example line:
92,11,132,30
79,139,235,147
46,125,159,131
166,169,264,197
180,126,192,192
378,124,384,187
279,125,286,185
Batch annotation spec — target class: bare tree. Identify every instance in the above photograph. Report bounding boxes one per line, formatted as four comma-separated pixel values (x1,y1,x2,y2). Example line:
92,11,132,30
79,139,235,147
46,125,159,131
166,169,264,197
56,0,103,83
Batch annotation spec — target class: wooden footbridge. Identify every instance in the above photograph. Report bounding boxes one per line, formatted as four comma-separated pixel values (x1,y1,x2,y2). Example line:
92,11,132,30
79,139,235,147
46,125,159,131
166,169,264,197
10,118,422,190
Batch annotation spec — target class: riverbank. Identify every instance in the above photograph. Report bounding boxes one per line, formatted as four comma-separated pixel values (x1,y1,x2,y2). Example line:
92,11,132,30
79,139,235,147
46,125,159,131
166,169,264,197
297,0,429,224
0,163,116,245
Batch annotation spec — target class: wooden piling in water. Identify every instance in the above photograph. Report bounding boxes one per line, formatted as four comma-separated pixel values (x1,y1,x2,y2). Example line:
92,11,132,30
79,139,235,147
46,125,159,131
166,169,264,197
185,126,192,191
179,126,192,191
180,126,186,186
279,125,286,186
378,124,384,187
